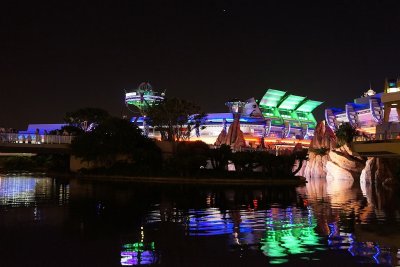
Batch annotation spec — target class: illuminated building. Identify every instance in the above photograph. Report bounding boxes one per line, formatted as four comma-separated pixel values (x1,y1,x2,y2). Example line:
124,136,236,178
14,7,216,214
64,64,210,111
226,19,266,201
130,88,323,147
125,82,165,137
125,82,165,115
325,78,400,134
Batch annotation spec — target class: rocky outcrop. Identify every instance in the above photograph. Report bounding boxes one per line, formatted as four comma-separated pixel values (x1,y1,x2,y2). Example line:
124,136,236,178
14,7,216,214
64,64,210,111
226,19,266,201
303,153,329,178
302,121,337,178
215,129,227,146
309,120,337,150
303,120,400,187
360,157,376,185
302,121,365,181
361,157,400,187
326,161,354,181
215,116,246,150
326,144,366,180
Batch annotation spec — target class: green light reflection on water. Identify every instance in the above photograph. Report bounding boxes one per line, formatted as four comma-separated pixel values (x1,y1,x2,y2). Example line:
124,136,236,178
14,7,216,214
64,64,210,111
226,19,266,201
259,207,323,264
123,242,155,253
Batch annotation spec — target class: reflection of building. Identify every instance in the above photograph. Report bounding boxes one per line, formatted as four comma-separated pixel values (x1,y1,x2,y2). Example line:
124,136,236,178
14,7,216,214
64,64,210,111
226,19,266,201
0,176,55,207
131,88,323,147
297,175,399,266
260,207,320,264
121,242,157,266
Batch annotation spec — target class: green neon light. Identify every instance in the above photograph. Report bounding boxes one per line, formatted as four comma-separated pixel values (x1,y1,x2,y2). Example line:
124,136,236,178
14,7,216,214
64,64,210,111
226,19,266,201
258,89,321,129
278,95,306,110
260,208,321,265
296,100,323,112
259,89,286,108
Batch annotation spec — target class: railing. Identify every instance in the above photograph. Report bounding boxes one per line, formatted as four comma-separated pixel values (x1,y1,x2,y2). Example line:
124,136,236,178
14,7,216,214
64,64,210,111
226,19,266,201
209,145,300,155
0,133,75,144
353,134,375,142
353,132,400,142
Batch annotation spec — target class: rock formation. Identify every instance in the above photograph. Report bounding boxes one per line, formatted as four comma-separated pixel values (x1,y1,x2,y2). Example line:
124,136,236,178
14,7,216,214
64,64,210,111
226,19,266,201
301,120,400,187
215,116,246,150
326,144,366,181
302,121,337,178
302,120,366,181
302,120,400,187
361,157,400,187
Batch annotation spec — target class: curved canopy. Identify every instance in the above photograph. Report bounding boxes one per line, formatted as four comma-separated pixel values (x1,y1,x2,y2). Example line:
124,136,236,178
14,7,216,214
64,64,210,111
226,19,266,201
259,89,286,108
296,100,323,112
278,94,306,110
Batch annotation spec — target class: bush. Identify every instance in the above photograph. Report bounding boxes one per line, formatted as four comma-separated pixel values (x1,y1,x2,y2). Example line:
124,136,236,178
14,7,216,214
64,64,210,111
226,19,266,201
3,157,35,170
71,117,162,175
172,141,210,176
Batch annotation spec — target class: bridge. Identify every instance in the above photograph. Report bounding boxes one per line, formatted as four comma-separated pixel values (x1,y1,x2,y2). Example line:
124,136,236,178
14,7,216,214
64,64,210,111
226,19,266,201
0,133,73,154
351,131,400,157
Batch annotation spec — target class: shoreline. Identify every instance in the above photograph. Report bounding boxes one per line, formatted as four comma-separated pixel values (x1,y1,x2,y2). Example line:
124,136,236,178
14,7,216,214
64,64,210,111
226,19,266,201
1,171,307,186
76,175,307,186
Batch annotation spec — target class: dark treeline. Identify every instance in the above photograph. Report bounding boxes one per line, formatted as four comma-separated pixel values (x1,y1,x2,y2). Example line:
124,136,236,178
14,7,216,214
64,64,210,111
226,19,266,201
1,106,307,179
0,154,70,172
70,117,307,179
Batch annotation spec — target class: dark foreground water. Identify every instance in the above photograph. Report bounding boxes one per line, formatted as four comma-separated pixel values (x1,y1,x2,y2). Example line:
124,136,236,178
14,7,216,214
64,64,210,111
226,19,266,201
0,175,399,267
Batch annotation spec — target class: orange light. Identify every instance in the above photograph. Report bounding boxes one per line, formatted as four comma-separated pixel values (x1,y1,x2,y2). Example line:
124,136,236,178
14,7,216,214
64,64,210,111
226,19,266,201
181,136,311,146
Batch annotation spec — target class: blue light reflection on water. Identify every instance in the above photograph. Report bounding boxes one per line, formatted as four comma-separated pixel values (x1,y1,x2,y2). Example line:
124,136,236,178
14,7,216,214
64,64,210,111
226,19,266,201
0,175,55,207
137,177,400,266
144,203,325,264
1,175,400,266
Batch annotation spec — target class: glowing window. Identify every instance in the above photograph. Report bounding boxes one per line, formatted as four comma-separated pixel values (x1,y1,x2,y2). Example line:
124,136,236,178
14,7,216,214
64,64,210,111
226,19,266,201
388,87,400,93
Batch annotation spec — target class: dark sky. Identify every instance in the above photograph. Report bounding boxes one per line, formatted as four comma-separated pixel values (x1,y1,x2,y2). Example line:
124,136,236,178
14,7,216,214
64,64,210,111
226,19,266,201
2,0,400,129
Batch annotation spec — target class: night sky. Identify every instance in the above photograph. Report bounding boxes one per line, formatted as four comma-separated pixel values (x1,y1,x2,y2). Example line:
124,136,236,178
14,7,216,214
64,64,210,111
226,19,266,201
2,1,400,129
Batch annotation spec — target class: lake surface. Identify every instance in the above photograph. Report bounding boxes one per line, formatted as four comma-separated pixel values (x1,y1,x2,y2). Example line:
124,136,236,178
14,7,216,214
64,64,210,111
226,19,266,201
0,174,399,267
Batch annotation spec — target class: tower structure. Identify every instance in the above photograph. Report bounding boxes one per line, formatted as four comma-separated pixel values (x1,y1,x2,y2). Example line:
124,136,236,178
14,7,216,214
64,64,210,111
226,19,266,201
125,82,165,136
125,82,165,116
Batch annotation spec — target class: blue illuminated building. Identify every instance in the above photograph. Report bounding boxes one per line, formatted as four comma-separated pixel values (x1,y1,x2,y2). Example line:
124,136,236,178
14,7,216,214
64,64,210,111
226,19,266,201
325,78,400,134
128,88,323,147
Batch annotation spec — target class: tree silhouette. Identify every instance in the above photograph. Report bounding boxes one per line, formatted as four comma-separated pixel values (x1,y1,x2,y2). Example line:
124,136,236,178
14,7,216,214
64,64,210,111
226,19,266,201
335,122,357,147
146,98,205,141
64,107,110,132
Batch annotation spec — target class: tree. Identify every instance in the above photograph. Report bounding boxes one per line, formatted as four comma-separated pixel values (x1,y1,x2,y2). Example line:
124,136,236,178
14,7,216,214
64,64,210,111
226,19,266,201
170,141,210,176
231,151,256,173
60,125,84,135
146,98,206,141
64,107,110,132
209,144,232,171
71,117,162,174
292,149,308,176
335,122,357,147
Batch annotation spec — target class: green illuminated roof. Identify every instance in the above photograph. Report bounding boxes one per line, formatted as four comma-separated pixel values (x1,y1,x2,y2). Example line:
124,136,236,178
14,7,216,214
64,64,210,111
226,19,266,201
278,94,306,110
296,100,323,112
259,89,286,108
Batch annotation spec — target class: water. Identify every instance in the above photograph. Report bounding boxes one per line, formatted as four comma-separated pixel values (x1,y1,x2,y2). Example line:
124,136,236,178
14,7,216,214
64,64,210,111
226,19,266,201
0,174,399,267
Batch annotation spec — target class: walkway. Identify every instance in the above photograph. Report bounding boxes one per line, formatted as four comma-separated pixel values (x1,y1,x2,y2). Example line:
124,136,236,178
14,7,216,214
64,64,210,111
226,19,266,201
352,131,400,157
0,133,74,154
